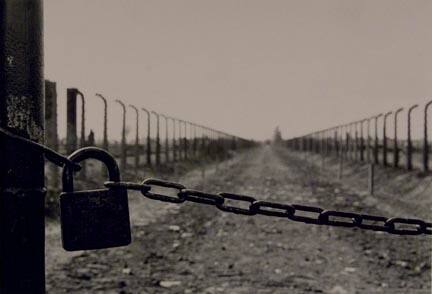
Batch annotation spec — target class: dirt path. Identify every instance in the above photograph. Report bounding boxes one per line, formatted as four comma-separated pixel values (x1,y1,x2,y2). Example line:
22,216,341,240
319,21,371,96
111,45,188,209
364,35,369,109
46,146,431,293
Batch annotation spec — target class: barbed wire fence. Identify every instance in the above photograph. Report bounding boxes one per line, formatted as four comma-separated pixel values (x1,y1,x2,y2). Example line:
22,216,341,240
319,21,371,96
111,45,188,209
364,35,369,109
285,100,432,194
285,100,432,172
44,80,256,203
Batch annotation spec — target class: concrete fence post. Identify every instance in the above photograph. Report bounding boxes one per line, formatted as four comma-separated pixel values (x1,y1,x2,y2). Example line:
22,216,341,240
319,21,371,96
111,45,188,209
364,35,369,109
115,99,127,173
66,89,78,155
423,100,432,172
141,108,151,166
151,111,161,166
129,105,140,176
393,107,404,168
407,104,418,170
374,114,383,165
383,111,393,167
45,80,59,190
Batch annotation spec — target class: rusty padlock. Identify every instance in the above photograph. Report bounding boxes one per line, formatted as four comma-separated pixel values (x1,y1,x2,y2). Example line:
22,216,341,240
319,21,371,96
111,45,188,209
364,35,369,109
60,147,131,251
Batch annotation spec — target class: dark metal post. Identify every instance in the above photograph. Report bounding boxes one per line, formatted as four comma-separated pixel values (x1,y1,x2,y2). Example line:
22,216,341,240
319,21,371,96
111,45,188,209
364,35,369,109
161,114,169,163
151,111,161,165
393,107,404,168
115,99,127,173
374,114,383,165
129,105,139,175
141,108,151,166
0,1,45,292
95,94,108,151
383,111,392,167
423,100,432,172
407,104,418,170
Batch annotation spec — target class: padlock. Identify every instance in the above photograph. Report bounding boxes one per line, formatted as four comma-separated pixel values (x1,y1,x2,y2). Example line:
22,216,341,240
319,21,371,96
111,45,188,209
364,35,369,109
60,147,131,251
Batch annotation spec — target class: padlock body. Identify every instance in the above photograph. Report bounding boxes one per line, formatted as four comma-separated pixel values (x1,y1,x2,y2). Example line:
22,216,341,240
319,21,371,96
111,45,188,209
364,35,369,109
60,188,131,251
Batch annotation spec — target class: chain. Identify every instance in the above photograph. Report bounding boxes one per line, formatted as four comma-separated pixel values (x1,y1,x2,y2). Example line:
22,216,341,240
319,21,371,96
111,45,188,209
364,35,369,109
1,129,430,237
105,179,432,236
0,126,81,170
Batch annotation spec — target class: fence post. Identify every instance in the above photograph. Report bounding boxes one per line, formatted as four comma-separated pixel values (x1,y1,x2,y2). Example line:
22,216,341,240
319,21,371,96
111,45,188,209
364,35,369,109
393,107,403,168
383,111,392,167
129,105,139,176
151,111,161,166
115,99,127,173
45,80,59,190
76,90,86,177
354,122,359,161
423,101,432,172
95,94,109,151
407,104,418,170
183,120,188,160
374,114,383,165
0,1,45,292
76,90,86,149
66,89,78,154
193,123,197,158
141,108,151,166
359,120,365,162
171,117,177,161
178,119,183,160
366,118,371,162
161,114,169,163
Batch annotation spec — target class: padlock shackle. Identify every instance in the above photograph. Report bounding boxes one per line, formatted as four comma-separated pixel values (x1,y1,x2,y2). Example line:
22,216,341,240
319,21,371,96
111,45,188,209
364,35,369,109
62,147,121,192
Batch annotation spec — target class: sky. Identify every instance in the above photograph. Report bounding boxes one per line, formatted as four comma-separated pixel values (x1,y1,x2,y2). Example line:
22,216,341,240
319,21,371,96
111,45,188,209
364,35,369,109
44,0,432,142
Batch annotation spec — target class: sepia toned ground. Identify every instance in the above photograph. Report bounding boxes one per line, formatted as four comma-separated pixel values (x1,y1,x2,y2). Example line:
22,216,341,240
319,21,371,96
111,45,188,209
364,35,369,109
45,146,431,293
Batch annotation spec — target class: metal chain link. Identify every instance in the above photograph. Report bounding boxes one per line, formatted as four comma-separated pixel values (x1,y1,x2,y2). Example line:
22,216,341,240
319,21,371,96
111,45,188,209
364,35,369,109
1,128,429,237
0,126,81,170
105,179,432,236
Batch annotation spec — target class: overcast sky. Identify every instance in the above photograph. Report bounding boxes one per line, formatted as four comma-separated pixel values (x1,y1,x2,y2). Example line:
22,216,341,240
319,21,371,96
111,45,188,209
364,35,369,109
44,0,432,142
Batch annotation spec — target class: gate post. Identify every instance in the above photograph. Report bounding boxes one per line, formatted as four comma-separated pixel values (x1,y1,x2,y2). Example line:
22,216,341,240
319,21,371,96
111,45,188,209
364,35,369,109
0,1,45,293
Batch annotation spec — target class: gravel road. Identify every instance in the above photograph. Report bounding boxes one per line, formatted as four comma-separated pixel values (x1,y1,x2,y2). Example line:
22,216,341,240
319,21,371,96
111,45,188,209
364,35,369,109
46,146,431,293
